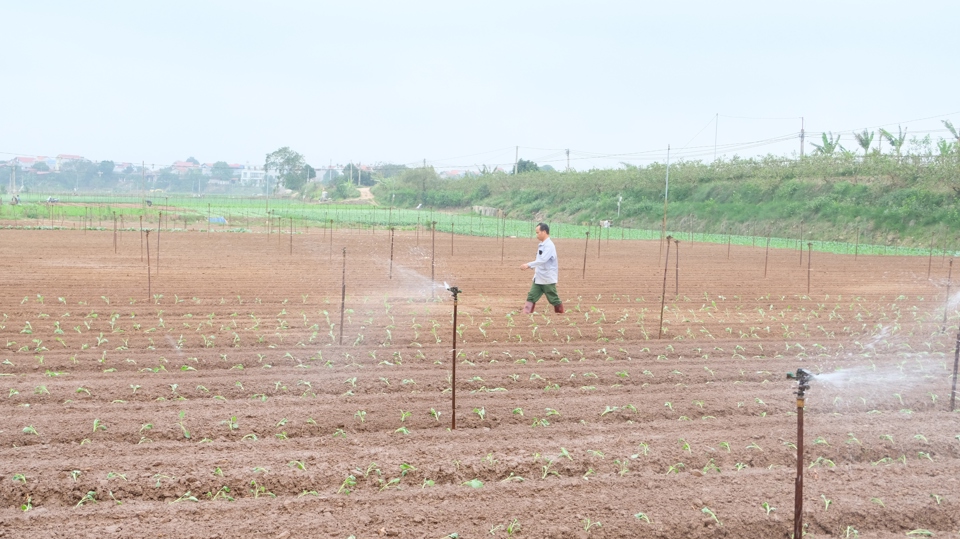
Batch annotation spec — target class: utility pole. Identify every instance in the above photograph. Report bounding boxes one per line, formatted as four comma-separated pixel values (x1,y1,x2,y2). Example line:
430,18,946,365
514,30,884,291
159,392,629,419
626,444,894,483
565,149,570,171
141,161,145,207
799,117,805,158
514,146,519,175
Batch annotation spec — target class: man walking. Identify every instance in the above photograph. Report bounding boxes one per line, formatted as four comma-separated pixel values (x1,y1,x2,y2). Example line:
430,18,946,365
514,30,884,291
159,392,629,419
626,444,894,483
519,222,564,314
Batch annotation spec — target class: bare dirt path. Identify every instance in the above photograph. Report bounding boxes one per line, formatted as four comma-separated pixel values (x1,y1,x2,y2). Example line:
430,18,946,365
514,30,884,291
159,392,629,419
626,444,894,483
0,228,958,538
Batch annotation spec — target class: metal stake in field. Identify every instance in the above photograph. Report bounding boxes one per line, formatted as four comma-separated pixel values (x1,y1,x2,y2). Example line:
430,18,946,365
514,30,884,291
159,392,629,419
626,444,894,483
764,235,771,278
338,248,347,345
113,212,118,253
145,230,152,300
451,221,454,256
950,330,959,412
657,236,672,339
157,212,162,275
787,368,813,539
582,231,590,279
928,235,936,279
329,219,334,260
140,216,144,261
389,227,395,279
806,242,813,295
447,284,462,430
431,222,437,299
289,217,293,255
854,228,860,259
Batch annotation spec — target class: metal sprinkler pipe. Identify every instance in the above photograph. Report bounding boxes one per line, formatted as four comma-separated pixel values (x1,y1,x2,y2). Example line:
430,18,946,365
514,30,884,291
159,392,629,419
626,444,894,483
582,231,590,279
806,242,812,295
657,236,672,339
787,368,813,539
338,248,347,346
389,227,395,279
447,285,462,430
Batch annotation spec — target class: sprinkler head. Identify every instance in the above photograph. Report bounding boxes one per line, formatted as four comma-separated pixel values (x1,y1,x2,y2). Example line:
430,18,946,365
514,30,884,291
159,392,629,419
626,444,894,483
446,284,462,298
786,368,813,394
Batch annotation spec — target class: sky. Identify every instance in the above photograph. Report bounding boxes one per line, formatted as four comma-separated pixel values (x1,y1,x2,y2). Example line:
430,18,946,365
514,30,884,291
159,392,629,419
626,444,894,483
3,1,959,172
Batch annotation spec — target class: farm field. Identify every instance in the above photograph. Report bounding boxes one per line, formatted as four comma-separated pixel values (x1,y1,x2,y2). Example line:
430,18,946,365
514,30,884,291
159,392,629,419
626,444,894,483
1,225,959,539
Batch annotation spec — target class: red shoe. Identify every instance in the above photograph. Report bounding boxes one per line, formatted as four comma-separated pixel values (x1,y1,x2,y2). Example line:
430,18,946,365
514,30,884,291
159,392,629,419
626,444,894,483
523,301,536,314
553,303,565,314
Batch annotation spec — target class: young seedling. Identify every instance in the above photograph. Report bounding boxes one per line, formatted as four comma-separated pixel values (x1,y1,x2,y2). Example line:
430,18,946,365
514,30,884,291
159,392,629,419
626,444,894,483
701,507,721,526
93,418,106,432
581,518,602,532
761,502,775,515
821,494,832,511
76,491,97,507
634,512,651,523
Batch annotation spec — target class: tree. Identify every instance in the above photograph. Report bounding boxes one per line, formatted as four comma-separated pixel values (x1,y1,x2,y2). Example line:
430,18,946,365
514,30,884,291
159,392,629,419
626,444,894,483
31,161,50,172
186,157,200,165
880,125,908,162
853,129,874,157
211,161,234,181
264,147,306,193
943,120,960,143
98,160,115,181
810,132,842,155
305,164,317,181
377,163,408,179
515,159,539,173
342,163,373,186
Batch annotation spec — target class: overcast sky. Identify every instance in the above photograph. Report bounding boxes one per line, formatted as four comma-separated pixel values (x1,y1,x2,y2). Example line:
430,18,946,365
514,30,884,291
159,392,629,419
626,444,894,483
3,1,958,171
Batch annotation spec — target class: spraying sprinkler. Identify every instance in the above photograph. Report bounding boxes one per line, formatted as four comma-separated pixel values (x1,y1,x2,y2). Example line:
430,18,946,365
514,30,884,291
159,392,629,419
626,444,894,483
447,284,462,430
786,368,813,539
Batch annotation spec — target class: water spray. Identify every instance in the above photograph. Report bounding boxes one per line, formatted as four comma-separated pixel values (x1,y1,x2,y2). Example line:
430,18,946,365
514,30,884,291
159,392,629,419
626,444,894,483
786,368,813,539
447,284,462,430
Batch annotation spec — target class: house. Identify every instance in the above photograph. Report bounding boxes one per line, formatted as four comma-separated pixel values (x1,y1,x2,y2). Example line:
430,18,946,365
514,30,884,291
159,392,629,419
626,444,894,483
240,164,265,186
56,154,85,171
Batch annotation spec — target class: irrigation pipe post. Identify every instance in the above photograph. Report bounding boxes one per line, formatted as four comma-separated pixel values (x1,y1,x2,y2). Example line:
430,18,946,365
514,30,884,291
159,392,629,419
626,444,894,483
950,330,960,412
139,216,143,261
787,368,812,539
806,243,812,295
657,236,672,340
431,222,437,300
329,219,334,260
451,221,454,256
928,235,935,279
389,227,395,279
854,228,860,259
582,231,590,279
447,285,462,430
764,235,771,278
145,230,152,301
289,217,293,255
156,212,161,275
338,248,347,346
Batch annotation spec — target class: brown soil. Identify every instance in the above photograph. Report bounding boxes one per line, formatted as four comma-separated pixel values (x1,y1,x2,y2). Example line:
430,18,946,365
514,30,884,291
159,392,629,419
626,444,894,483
0,227,958,539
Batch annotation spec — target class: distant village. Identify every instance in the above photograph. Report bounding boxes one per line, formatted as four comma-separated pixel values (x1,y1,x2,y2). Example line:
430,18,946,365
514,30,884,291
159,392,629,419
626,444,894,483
2,154,475,195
